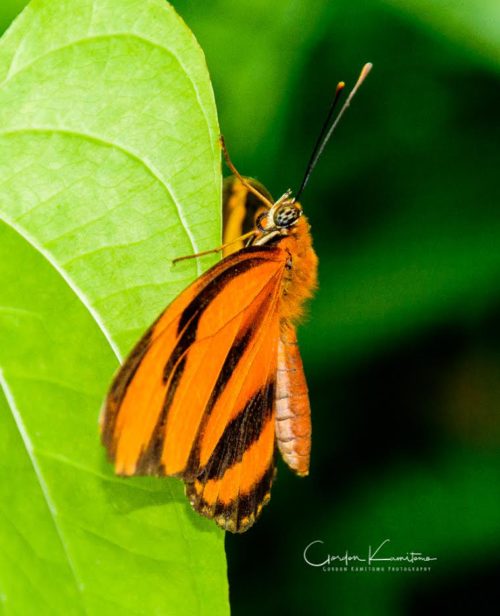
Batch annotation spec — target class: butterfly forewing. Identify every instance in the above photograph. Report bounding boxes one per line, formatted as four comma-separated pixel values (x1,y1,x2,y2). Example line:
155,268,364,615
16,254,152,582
101,244,288,530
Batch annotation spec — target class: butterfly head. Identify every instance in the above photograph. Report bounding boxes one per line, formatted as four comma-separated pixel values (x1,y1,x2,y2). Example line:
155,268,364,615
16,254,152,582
253,190,304,247
274,201,303,229
268,190,303,230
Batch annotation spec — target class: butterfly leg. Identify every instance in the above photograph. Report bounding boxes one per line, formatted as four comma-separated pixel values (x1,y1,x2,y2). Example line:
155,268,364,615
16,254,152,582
172,230,257,264
220,136,273,209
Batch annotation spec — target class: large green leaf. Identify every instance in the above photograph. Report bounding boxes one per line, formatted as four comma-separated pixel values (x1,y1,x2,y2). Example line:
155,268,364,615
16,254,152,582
0,0,228,614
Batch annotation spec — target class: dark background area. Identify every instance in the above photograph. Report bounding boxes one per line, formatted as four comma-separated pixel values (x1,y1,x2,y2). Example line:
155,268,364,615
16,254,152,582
3,1,498,614
170,2,500,614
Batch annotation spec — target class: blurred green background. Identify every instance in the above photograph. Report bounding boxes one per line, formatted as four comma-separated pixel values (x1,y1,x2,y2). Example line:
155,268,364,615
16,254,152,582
3,1,499,614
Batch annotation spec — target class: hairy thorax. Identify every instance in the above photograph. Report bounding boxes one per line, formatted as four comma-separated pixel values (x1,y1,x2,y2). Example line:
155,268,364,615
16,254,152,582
277,215,318,326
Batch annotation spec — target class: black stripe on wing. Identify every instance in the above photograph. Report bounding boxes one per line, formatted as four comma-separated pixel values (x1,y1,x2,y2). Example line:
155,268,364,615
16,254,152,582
185,379,276,532
183,292,276,478
200,380,275,482
135,249,281,475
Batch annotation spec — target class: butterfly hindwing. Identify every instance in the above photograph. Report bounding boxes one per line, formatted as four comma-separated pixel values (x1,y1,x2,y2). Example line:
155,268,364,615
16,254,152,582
222,176,272,256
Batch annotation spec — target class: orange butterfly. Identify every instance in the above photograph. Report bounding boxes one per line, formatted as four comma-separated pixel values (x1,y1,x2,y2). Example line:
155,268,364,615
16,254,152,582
101,64,371,532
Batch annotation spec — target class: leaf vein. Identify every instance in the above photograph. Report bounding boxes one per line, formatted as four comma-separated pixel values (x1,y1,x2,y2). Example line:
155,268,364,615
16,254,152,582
0,126,201,275
0,370,87,608
1,210,122,361
0,28,219,274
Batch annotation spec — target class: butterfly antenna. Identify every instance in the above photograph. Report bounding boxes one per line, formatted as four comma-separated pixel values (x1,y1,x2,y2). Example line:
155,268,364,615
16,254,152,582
294,62,372,202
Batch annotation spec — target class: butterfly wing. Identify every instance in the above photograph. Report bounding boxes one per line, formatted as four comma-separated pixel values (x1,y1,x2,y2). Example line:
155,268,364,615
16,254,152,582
222,176,273,256
101,245,287,531
184,282,282,532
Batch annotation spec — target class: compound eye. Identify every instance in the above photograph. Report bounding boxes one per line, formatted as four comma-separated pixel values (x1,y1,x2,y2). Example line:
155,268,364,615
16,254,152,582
273,204,302,229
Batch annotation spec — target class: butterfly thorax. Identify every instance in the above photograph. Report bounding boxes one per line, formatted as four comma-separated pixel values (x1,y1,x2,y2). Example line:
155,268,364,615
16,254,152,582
244,189,317,326
275,215,318,326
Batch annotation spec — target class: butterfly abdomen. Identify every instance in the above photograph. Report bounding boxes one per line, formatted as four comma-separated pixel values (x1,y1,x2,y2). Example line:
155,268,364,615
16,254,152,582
275,323,311,475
